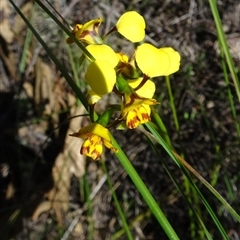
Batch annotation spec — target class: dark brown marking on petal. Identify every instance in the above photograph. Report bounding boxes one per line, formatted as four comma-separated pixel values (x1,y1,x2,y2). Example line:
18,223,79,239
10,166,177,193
141,112,150,121
92,149,101,160
80,145,90,155
124,93,137,108
127,117,138,129
81,30,91,38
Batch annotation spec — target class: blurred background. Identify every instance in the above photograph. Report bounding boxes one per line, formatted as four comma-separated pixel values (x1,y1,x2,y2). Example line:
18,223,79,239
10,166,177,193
1,0,240,239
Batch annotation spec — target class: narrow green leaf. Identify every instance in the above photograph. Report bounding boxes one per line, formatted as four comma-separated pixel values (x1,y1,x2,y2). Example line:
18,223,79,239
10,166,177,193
111,135,180,240
101,160,134,240
208,0,240,101
9,0,89,110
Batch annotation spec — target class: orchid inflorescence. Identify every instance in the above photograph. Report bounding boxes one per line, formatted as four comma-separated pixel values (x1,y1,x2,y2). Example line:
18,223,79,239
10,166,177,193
68,11,181,160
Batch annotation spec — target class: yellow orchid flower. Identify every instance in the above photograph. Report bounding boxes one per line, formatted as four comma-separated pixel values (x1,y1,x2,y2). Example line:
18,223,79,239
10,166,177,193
70,123,117,160
136,43,181,77
86,44,119,68
66,18,103,45
87,89,102,105
116,52,138,78
121,79,158,129
128,78,156,98
85,60,116,96
116,52,129,63
116,11,146,42
84,45,119,96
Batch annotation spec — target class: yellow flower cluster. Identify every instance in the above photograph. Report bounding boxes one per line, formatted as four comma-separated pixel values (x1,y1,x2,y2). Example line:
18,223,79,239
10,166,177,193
67,11,181,160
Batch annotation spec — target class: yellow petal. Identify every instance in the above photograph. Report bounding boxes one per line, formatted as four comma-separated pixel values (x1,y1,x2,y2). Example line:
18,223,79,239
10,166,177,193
86,45,119,67
116,11,145,42
103,139,118,152
71,123,118,159
126,105,151,129
66,18,103,45
70,123,111,142
87,90,102,104
127,78,156,98
126,110,140,129
122,97,157,118
66,24,83,44
160,47,181,75
116,52,129,63
85,60,116,95
136,43,181,77
82,18,102,32
80,138,103,160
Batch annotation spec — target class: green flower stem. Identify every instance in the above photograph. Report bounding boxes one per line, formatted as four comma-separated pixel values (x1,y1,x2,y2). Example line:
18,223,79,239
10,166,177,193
146,122,240,224
35,0,95,62
146,134,212,239
218,37,240,137
165,75,200,237
83,173,94,240
150,107,173,149
145,123,230,239
101,160,133,240
111,135,180,240
165,75,179,131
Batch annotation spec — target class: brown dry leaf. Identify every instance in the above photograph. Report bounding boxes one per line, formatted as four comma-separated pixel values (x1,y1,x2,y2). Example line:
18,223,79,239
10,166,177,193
227,35,240,61
67,94,86,179
0,0,14,43
12,2,33,37
23,82,33,98
0,38,17,80
34,57,54,109
32,94,86,226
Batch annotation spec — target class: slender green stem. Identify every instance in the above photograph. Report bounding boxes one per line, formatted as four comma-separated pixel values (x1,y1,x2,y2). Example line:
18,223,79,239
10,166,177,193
146,135,213,239
9,0,89,110
208,0,240,101
218,37,240,137
101,160,133,240
146,122,240,222
151,107,173,149
111,135,180,240
35,0,95,61
146,123,230,239
165,75,202,238
84,173,94,240
165,75,179,131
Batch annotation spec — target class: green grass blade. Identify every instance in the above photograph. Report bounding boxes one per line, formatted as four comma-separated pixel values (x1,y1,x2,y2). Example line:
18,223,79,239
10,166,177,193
35,0,95,61
101,160,134,240
208,0,240,101
218,36,240,137
83,172,94,240
111,134,180,240
145,122,236,239
145,122,240,221
147,135,213,239
165,75,180,131
151,107,173,149
9,0,89,110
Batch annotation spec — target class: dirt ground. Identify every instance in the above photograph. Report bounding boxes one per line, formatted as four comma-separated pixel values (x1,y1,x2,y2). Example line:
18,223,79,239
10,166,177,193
1,0,240,239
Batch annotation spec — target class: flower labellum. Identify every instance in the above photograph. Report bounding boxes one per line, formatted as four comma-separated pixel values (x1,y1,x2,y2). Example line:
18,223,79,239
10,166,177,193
66,18,103,45
120,80,158,129
70,123,117,160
